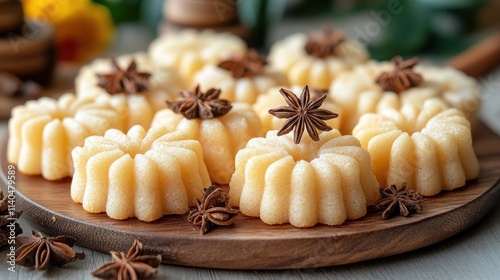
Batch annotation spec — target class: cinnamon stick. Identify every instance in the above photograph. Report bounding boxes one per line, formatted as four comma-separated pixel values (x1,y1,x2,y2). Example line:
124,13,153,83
446,33,500,77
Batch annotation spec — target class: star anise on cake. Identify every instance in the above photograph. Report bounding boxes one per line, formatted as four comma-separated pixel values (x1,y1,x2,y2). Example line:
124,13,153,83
268,85,339,144
373,183,424,219
92,240,162,280
187,186,239,234
217,49,267,78
375,56,423,93
96,59,152,95
0,191,22,248
14,230,85,270
166,85,232,119
304,26,346,58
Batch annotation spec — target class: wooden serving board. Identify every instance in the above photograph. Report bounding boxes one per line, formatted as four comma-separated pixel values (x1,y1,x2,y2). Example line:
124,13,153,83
1,122,500,270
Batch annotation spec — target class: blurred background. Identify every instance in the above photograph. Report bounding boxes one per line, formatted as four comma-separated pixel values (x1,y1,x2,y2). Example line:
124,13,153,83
22,0,500,64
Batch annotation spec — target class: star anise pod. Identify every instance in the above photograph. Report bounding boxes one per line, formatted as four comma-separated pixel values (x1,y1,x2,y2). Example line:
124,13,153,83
268,85,339,144
92,240,162,280
14,230,85,270
375,56,423,93
187,186,239,234
217,49,267,78
166,85,232,119
304,26,346,58
96,59,151,95
373,183,424,219
0,190,23,248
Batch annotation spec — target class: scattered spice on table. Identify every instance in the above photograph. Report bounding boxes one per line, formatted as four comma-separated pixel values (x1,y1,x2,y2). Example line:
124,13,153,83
92,239,162,280
187,185,239,234
14,230,85,270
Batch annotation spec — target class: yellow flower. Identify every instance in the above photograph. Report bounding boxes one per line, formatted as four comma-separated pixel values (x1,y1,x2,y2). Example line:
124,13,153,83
23,0,114,62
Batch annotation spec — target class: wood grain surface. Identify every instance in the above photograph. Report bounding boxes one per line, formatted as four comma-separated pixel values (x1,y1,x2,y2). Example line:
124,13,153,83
1,122,499,270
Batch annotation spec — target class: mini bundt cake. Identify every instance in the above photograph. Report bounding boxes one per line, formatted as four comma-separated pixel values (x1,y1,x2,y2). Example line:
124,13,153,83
229,86,380,227
148,29,247,85
269,27,369,89
193,49,288,104
330,56,480,134
71,125,211,222
253,86,343,134
151,85,262,184
352,98,479,196
8,93,123,180
75,53,184,130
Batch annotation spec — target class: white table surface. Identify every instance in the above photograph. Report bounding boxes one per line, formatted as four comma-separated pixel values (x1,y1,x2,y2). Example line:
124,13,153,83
1,21,500,280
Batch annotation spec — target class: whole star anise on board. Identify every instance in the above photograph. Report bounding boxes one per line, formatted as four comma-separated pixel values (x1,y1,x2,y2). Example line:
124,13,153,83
187,186,239,234
92,240,162,280
166,85,232,119
217,49,267,78
373,183,424,219
268,85,339,144
14,230,85,270
375,56,423,93
97,59,152,95
304,26,346,58
0,190,22,248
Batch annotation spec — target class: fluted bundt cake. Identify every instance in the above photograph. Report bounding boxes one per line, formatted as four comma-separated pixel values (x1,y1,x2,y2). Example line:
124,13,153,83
330,56,480,134
151,85,262,184
352,98,479,196
149,29,247,85
75,53,183,130
8,93,123,180
193,49,288,104
229,86,380,227
71,125,211,222
269,27,369,89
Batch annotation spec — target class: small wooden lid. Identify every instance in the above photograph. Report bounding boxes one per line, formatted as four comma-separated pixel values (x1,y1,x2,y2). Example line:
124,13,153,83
0,20,54,58
164,0,238,27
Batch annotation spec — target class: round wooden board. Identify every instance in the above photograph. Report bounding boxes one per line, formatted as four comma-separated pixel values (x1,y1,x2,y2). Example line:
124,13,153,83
1,123,500,270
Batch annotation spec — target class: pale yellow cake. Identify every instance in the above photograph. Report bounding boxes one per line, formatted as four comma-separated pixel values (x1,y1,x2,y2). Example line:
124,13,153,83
269,30,369,89
149,29,247,85
229,130,380,227
352,99,479,196
8,93,123,181
253,86,343,134
75,53,184,130
330,60,480,134
151,102,262,185
71,125,211,222
192,50,289,104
